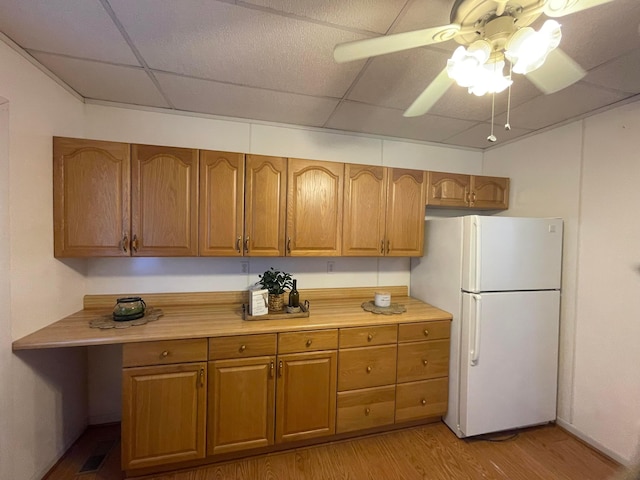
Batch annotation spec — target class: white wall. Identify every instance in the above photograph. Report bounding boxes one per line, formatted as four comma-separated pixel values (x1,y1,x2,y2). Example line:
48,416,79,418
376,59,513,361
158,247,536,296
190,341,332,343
0,41,89,480
484,101,640,464
83,103,484,423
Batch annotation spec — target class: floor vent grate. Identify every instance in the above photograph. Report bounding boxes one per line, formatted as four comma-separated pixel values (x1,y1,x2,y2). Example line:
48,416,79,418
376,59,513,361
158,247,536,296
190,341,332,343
78,439,115,474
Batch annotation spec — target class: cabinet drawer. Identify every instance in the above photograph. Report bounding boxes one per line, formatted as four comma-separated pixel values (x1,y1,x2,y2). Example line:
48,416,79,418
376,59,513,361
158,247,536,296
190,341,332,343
398,320,450,343
338,345,397,391
396,339,450,383
336,385,395,434
123,339,208,367
395,378,448,423
209,334,277,360
339,325,397,348
278,329,338,354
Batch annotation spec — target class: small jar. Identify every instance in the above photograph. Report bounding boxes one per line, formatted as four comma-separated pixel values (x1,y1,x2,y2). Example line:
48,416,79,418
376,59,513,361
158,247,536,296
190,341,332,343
113,297,146,321
374,291,391,308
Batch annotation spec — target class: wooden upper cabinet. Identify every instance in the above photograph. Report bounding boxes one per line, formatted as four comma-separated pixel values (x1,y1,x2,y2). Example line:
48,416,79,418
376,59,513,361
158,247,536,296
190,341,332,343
131,145,199,256
199,151,245,256
53,137,130,257
427,171,470,208
471,176,510,210
385,168,426,256
245,155,287,257
343,164,387,256
427,172,509,210
286,158,343,256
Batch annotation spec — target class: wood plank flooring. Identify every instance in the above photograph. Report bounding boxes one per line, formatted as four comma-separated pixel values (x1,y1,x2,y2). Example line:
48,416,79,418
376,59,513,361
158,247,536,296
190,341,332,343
44,422,624,480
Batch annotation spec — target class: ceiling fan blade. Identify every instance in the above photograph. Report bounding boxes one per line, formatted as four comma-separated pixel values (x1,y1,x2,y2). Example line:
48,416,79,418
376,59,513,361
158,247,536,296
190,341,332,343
544,0,615,17
334,24,461,63
403,68,454,117
525,48,586,94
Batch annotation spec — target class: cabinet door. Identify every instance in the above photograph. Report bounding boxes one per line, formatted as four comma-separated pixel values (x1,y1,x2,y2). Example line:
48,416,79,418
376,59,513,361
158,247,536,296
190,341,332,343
199,150,244,256
245,155,287,256
471,175,510,210
427,172,470,208
275,350,337,443
122,362,207,470
385,168,426,256
286,158,343,256
208,356,275,455
131,145,198,256
53,137,130,257
342,164,387,256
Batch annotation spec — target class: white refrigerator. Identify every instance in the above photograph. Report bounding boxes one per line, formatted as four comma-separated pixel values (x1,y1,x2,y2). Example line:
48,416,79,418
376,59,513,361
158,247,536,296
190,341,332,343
410,215,563,438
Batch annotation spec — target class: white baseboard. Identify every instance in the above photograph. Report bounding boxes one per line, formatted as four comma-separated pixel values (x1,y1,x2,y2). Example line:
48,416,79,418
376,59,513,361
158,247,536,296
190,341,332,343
556,418,630,466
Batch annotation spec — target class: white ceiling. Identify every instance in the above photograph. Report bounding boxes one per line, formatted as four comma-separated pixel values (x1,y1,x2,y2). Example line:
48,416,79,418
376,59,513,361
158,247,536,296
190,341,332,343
1,0,639,149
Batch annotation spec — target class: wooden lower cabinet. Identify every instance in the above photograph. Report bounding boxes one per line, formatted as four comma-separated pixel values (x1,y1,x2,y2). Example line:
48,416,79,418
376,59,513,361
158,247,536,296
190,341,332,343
276,350,337,443
121,362,207,470
207,356,276,455
336,385,396,433
395,378,449,422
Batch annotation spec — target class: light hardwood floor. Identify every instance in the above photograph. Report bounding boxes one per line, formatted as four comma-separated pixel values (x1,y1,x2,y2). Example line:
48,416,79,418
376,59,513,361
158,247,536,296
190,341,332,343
45,421,622,480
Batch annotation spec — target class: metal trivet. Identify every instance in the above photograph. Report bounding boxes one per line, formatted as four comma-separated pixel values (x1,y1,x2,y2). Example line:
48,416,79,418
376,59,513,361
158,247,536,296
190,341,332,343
89,307,164,329
361,301,406,315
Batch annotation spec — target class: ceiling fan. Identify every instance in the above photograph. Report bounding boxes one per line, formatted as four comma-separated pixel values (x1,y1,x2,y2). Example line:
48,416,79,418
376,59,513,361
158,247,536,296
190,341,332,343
334,0,615,119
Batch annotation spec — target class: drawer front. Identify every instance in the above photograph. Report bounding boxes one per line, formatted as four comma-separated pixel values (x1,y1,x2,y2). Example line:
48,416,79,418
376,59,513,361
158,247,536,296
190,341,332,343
336,385,395,434
123,339,208,367
338,345,397,391
396,339,450,383
395,378,448,423
278,329,338,354
339,325,397,348
398,320,450,343
209,334,277,360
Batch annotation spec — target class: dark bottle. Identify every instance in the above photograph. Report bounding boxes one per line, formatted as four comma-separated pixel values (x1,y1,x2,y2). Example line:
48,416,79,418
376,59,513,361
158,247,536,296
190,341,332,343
289,279,300,308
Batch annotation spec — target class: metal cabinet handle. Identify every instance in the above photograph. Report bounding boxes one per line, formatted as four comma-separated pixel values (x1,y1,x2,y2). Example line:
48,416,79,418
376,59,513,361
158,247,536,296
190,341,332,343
278,360,283,377
131,234,139,253
287,237,292,254
199,368,205,387
364,407,371,416
270,361,274,378
470,191,477,206
236,236,242,253
367,333,373,342
380,240,384,254
121,234,129,253
239,344,246,352
366,366,372,373
160,350,169,358
423,359,428,366
421,399,427,406
423,329,429,337
244,236,249,253
386,240,390,254
306,339,312,347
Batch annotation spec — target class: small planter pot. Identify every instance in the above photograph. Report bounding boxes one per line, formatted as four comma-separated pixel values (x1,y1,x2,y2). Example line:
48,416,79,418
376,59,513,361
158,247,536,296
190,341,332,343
268,293,285,313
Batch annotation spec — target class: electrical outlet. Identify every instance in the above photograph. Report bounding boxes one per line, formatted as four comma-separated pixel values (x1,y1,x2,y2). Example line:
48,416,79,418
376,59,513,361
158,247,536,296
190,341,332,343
241,261,249,274
327,261,335,273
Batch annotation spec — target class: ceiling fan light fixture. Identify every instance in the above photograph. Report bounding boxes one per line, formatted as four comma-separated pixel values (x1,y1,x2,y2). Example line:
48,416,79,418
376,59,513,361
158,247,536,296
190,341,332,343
468,59,513,96
506,20,562,74
446,40,492,88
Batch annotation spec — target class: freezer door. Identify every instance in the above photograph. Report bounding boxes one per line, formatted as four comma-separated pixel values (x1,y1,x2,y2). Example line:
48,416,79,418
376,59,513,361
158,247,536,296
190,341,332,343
462,216,563,292
459,291,560,437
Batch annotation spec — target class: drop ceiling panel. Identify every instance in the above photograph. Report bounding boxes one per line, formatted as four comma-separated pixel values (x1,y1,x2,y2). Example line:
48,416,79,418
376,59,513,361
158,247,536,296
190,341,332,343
108,0,367,97
155,72,339,126
0,0,138,65
586,49,640,94
242,0,408,34
496,83,629,130
390,0,458,35
31,53,169,108
325,100,478,142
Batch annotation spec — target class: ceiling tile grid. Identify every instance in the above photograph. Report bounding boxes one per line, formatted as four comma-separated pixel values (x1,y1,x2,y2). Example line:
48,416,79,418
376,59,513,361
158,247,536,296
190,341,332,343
0,0,638,150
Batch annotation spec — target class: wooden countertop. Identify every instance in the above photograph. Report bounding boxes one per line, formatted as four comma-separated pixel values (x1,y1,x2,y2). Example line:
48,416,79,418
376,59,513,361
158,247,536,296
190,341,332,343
12,286,452,351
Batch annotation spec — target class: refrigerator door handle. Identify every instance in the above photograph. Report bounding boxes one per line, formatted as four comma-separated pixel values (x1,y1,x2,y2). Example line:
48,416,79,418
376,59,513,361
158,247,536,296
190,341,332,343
471,218,482,292
470,294,481,366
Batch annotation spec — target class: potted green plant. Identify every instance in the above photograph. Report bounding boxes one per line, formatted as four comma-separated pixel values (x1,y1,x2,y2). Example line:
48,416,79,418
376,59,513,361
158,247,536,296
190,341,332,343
257,267,293,312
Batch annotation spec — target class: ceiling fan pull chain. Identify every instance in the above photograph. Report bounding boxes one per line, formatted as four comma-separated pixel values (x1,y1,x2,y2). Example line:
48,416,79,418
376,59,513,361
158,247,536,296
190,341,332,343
505,61,513,131
487,91,497,143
